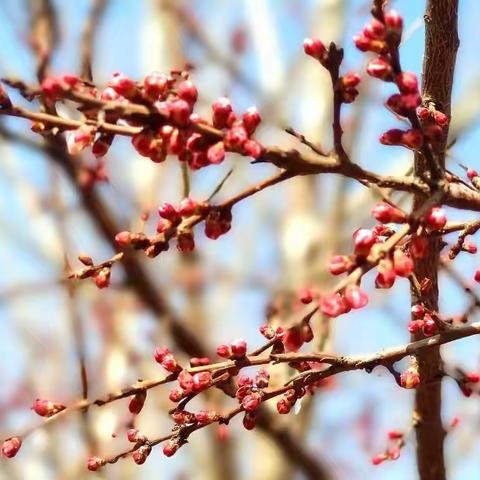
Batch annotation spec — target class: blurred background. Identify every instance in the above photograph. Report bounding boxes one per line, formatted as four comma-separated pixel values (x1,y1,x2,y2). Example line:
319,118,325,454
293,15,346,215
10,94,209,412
1,0,480,479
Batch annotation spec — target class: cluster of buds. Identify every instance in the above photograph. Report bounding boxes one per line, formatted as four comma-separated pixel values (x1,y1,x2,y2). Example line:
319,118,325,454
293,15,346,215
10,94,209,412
216,338,248,359
408,307,439,337
37,68,264,166
115,201,232,259
417,105,449,148
31,399,66,417
371,430,405,466
235,371,272,427
354,10,402,54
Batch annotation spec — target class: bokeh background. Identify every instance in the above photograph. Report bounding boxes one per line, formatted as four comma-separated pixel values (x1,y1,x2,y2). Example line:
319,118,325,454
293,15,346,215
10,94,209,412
1,0,480,479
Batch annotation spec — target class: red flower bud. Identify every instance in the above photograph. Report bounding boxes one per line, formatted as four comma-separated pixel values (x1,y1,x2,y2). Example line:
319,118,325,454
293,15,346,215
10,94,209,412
384,10,403,34
380,128,404,146
353,228,378,256
242,392,262,412
177,80,198,105
393,249,414,277
372,203,406,223
32,399,65,417
242,106,261,135
192,371,213,392
163,441,178,457
303,38,326,61
87,456,106,471
109,72,137,99
242,412,256,430
230,338,247,358
320,293,349,318
277,398,292,414
425,207,447,230
400,367,420,389
401,129,423,149
143,72,169,100
207,141,226,165
128,390,146,415
363,19,386,40
2,437,21,458
366,57,392,80
344,285,368,309
328,255,351,275
212,97,233,129
396,72,418,94
132,445,151,465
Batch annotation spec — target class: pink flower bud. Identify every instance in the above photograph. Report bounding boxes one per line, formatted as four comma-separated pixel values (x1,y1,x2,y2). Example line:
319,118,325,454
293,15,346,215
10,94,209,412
303,38,326,61
94,268,111,289
153,346,170,363
216,344,232,358
127,428,146,443
242,413,256,430
400,367,420,389
401,129,423,149
384,10,403,34
433,110,449,126
212,97,233,129
363,19,386,40
115,231,132,247
411,304,425,319
109,72,137,99
132,445,151,465
372,453,387,465
177,232,195,252
366,57,392,80
41,76,64,98
353,228,378,256
254,369,270,389
161,353,179,372
207,141,226,164
242,392,262,412
163,441,178,457
276,398,292,414
87,456,106,471
422,315,437,336
66,126,94,155
328,255,352,275
242,106,261,135
416,106,430,120
169,389,184,402
467,169,479,180
372,203,406,223
192,372,213,392
128,390,146,414
158,202,180,222
32,399,65,417
425,207,447,230
143,72,169,100
341,72,361,88
230,338,247,358
177,370,194,392
474,270,480,283
169,99,192,127
408,319,425,333
380,128,404,146
344,285,368,309
243,139,264,158
396,72,418,94
320,293,349,318
393,249,414,277
225,124,248,150
177,80,198,105
2,437,21,458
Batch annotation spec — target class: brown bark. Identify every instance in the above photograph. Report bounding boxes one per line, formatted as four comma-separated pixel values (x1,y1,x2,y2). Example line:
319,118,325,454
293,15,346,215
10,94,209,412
412,2,459,480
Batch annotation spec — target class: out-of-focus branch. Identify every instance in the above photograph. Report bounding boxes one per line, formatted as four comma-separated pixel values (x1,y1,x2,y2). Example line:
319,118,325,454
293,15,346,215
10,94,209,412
80,0,108,81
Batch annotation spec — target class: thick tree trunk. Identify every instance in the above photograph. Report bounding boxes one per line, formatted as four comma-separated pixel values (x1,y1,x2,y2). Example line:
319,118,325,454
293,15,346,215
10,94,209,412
412,2,459,479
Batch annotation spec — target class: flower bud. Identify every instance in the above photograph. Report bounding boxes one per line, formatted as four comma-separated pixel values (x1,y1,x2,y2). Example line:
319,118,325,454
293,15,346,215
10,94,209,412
2,437,21,458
